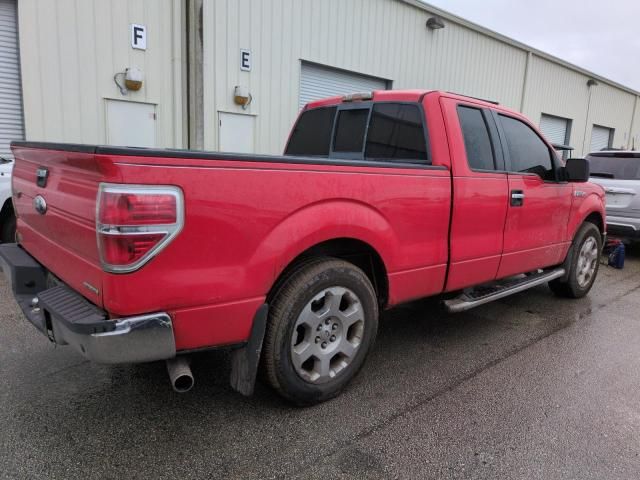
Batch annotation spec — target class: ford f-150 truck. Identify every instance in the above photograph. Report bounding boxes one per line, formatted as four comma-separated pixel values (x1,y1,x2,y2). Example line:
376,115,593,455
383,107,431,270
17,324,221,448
0,91,605,405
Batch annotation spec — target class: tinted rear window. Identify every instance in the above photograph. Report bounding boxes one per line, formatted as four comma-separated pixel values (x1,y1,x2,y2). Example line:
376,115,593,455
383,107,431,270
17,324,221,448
285,107,336,156
333,109,369,153
587,155,640,180
365,104,428,162
457,106,495,170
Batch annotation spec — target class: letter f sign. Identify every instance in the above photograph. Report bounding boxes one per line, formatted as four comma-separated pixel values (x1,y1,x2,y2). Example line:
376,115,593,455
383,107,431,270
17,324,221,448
131,24,146,50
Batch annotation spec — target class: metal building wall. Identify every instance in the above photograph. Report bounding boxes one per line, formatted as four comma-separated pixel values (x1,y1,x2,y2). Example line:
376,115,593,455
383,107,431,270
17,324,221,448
18,0,185,148
202,0,640,156
202,0,528,154
587,83,638,152
523,54,638,155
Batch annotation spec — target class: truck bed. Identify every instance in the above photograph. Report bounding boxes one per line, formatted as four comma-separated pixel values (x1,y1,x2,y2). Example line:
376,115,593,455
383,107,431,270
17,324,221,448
11,141,451,350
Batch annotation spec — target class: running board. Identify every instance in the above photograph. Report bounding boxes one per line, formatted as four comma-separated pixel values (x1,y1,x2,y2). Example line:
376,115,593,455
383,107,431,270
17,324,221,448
443,268,565,313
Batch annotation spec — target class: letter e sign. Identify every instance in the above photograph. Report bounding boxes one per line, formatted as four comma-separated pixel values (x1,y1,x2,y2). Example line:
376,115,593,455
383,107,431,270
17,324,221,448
240,49,251,72
131,24,147,50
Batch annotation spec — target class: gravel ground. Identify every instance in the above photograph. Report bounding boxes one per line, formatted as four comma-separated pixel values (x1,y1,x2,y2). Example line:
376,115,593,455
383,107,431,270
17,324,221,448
1,250,639,479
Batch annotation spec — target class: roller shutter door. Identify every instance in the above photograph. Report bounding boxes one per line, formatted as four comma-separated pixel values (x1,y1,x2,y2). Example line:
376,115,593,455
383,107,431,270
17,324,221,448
299,62,388,110
590,125,613,152
0,0,23,160
539,114,569,145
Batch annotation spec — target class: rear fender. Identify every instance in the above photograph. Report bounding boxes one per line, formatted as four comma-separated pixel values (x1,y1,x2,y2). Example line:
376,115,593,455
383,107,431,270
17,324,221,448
249,199,396,293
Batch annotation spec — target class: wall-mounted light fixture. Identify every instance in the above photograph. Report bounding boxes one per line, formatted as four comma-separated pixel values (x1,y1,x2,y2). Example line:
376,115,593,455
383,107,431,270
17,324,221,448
426,16,445,30
587,78,599,87
234,85,253,110
114,67,144,95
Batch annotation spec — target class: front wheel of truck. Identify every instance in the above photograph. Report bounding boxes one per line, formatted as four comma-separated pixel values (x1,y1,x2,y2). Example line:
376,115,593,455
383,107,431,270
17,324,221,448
549,222,602,298
262,258,379,406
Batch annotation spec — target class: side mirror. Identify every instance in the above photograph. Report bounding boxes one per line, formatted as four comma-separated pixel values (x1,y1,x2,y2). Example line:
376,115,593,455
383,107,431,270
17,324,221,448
563,158,589,182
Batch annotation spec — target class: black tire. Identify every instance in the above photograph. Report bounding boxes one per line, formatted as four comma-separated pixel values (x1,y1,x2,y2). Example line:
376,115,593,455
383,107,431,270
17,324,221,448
262,257,379,406
549,222,602,298
0,212,16,243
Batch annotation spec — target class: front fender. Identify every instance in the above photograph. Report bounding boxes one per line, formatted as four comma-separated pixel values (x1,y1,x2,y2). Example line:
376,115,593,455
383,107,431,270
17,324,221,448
567,190,605,241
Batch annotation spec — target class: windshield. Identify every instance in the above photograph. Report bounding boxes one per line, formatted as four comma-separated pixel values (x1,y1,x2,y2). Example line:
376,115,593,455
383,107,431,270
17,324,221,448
587,154,640,180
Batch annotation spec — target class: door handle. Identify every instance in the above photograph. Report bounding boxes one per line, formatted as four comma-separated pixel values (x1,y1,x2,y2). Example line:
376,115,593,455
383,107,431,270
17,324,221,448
511,190,524,207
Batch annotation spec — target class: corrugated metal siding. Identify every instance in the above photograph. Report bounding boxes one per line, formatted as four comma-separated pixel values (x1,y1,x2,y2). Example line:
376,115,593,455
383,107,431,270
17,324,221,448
202,0,528,154
522,55,638,156
586,83,636,151
630,97,640,150
299,62,388,110
0,0,23,159
17,0,184,147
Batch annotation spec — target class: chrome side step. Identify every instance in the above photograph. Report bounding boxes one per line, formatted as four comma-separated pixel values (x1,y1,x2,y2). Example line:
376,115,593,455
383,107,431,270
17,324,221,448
443,268,565,313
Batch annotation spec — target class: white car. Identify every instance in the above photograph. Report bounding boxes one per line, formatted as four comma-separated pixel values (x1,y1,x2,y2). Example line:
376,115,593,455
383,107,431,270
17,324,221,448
588,151,640,241
0,156,15,243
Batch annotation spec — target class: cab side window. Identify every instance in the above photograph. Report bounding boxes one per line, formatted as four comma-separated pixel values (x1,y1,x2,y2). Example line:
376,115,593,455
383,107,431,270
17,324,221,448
499,114,555,180
457,106,496,171
365,103,428,162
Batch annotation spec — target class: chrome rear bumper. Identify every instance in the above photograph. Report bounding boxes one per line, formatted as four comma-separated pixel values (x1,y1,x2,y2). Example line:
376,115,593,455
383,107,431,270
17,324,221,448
51,312,176,364
0,243,176,364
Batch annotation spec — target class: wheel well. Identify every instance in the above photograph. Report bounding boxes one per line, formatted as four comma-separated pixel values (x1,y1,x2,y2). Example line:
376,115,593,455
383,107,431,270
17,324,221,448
0,199,13,223
268,238,389,308
584,212,604,235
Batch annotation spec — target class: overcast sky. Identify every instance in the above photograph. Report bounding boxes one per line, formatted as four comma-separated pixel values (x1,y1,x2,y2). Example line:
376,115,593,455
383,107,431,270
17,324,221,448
423,0,640,91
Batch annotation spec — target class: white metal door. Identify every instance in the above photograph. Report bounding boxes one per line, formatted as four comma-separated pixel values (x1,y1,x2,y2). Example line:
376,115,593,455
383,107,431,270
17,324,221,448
0,0,23,160
218,112,255,153
590,125,612,152
299,62,388,110
106,100,156,147
539,114,568,145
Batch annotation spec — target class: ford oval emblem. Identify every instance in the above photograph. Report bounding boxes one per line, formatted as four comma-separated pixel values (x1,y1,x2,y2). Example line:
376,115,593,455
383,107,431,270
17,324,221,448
33,195,47,215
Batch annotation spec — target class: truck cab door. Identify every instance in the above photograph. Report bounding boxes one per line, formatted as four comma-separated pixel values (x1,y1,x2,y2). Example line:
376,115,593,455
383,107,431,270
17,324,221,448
441,99,509,292
493,112,572,278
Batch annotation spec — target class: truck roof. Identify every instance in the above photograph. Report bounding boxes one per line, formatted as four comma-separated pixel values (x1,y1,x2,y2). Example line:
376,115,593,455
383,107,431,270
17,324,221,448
304,89,505,111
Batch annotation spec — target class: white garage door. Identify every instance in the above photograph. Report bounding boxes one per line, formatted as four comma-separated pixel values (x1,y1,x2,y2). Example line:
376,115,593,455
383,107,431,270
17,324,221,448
299,62,388,110
0,0,23,160
539,114,569,146
590,125,613,152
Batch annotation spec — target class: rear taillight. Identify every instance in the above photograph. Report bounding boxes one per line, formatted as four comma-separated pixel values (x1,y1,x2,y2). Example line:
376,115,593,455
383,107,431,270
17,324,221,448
97,184,184,273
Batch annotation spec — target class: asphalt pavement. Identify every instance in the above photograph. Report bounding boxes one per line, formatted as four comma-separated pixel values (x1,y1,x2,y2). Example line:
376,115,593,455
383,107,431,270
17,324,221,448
1,251,639,479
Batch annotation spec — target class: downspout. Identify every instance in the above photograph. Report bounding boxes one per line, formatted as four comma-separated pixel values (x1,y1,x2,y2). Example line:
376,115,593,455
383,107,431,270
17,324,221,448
519,51,532,113
186,0,204,149
172,0,186,148
581,82,596,156
628,95,638,150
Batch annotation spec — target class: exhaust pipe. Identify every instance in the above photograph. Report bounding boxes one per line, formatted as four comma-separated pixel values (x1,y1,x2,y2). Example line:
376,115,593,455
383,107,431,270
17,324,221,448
166,356,194,393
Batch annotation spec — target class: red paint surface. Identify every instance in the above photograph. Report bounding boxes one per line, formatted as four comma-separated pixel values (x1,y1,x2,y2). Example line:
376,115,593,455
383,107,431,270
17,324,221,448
11,91,605,351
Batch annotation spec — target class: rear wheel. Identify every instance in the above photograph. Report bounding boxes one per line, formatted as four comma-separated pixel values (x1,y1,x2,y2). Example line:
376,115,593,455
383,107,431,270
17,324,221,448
0,212,16,243
549,222,602,298
262,258,378,406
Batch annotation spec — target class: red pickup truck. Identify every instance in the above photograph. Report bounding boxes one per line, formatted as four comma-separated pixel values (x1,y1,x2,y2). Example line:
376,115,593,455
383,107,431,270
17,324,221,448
1,91,605,405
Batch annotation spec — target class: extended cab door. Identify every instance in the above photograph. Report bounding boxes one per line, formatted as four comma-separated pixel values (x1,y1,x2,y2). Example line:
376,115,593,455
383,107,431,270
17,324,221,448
493,112,573,278
441,98,509,291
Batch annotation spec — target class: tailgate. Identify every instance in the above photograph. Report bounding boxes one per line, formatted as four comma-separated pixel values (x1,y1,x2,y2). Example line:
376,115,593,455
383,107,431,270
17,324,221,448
591,177,640,216
10,143,120,307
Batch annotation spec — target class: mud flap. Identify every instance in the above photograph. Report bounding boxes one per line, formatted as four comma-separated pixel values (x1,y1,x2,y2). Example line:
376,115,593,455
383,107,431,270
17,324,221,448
229,303,268,396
